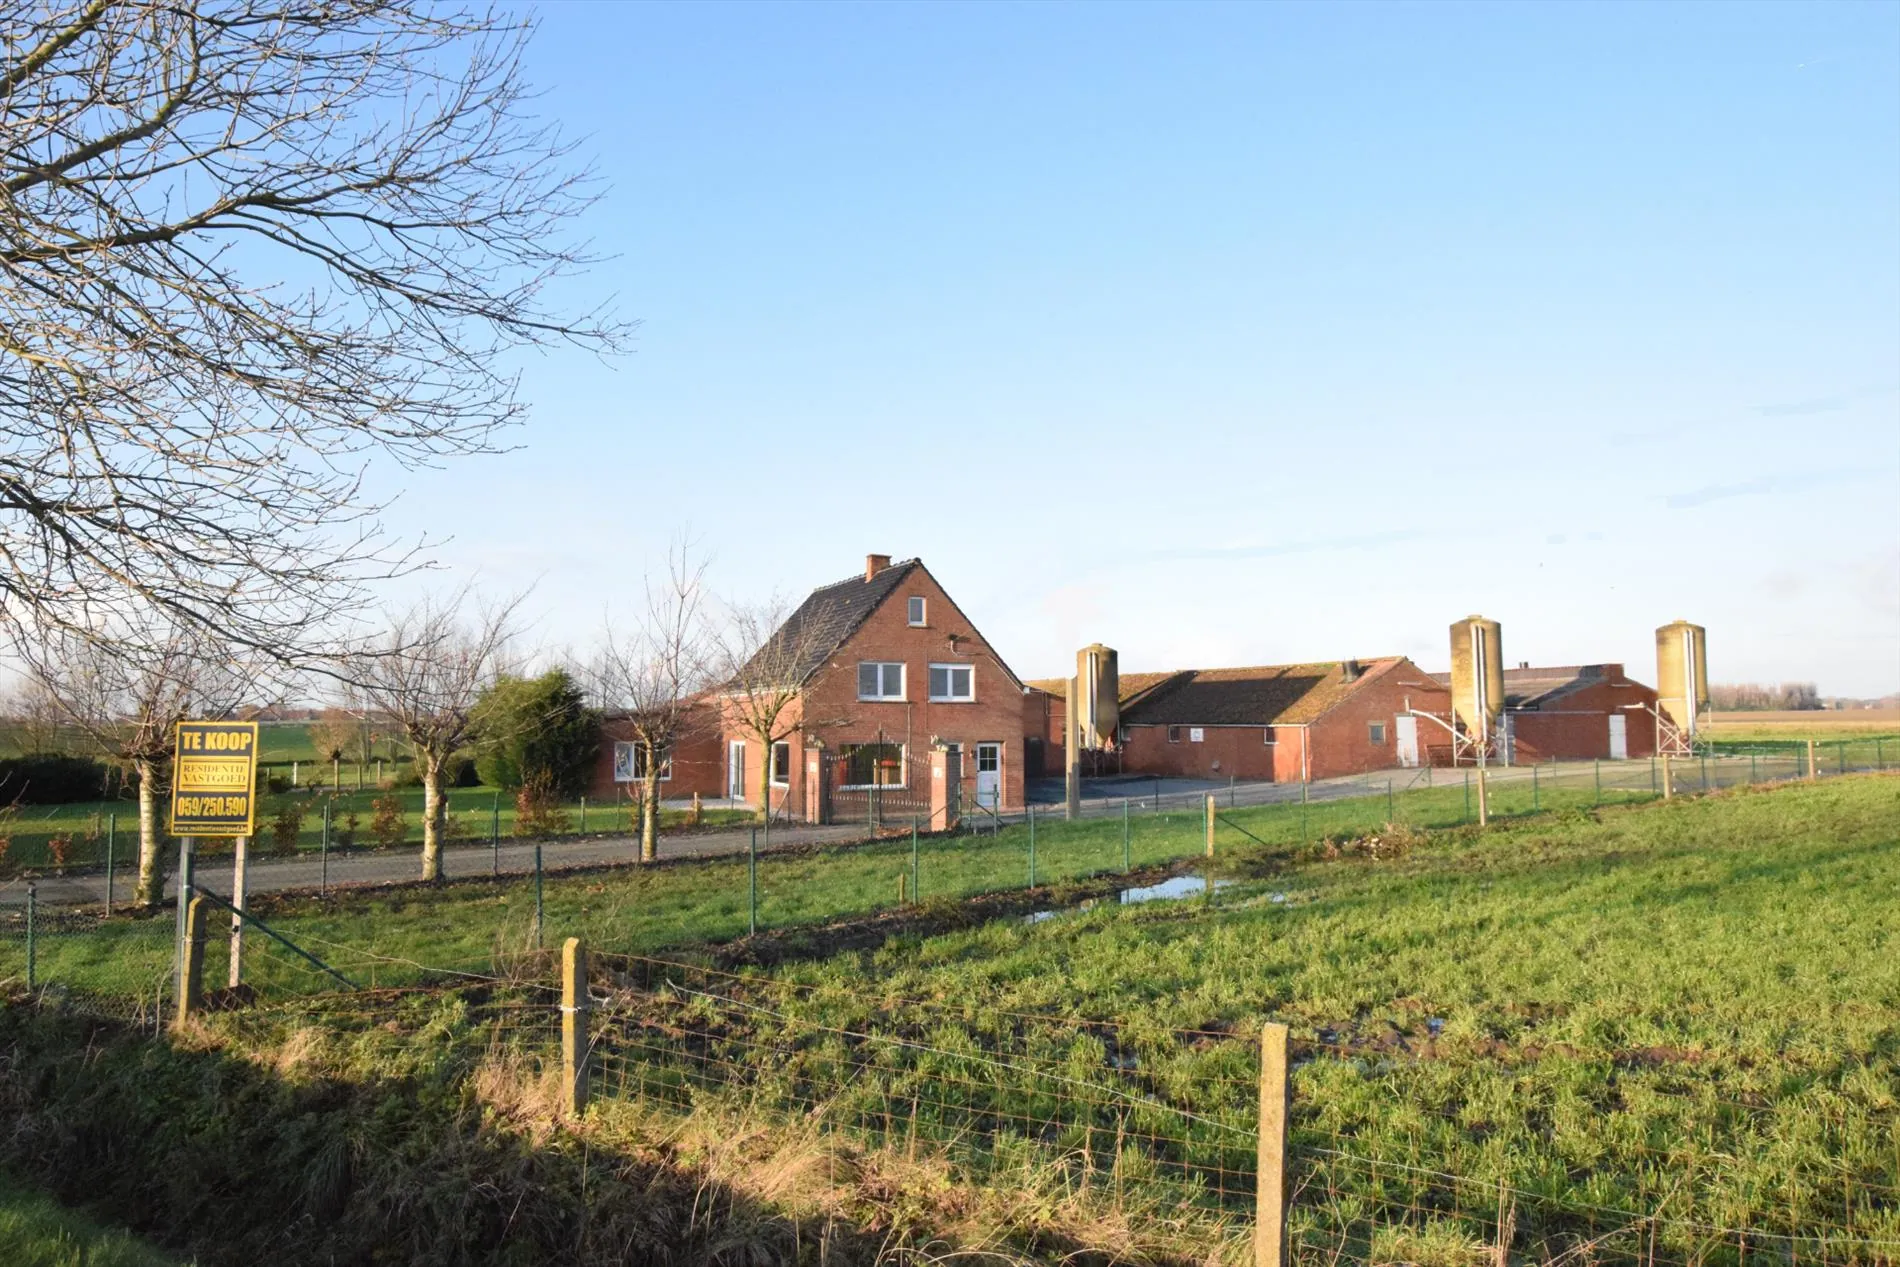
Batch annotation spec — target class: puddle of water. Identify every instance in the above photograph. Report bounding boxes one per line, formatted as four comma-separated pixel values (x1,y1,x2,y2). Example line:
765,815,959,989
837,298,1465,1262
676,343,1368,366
1119,875,1232,904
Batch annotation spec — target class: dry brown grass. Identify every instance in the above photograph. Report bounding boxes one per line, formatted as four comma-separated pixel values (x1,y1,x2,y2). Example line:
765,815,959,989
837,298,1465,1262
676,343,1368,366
1709,708,1900,738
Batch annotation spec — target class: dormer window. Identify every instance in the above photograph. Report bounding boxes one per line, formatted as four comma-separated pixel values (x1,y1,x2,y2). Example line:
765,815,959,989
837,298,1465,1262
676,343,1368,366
907,596,926,626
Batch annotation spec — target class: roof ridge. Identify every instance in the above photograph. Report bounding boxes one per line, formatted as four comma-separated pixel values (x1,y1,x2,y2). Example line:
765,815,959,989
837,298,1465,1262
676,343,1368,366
806,557,920,595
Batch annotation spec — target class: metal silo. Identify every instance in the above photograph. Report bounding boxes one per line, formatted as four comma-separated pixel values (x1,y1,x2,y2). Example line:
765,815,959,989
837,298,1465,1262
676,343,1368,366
1076,643,1119,749
1449,615,1504,756
1655,621,1708,736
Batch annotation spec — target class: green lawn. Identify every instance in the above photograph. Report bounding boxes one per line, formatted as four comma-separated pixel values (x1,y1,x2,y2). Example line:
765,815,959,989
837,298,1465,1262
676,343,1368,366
0,1174,182,1267
592,777,1900,1261
0,783,754,872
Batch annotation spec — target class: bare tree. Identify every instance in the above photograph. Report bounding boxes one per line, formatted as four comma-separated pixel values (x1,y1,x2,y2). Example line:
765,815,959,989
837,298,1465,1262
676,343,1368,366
591,544,715,861
1,1,629,663
0,675,66,756
715,598,837,824
20,622,258,904
349,590,518,881
306,706,359,789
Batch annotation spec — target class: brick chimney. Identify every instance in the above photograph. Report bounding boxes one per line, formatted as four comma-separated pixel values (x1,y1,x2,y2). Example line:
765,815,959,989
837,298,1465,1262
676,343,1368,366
865,553,892,580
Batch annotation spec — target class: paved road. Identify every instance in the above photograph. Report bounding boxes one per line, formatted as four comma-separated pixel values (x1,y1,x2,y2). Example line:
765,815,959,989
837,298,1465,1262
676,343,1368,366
9,756,1771,910
7,820,865,909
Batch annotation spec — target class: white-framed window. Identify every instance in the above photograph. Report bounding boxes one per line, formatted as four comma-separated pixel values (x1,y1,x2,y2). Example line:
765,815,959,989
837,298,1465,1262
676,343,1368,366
1368,722,1387,745
839,742,906,788
928,663,974,702
770,741,792,784
907,596,927,626
612,741,671,782
1189,727,1205,743
857,661,905,701
1263,730,1274,745
1168,726,1182,743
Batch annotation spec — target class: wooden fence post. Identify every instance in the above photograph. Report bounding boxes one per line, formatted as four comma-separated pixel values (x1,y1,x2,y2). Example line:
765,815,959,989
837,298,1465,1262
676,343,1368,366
561,937,589,1116
1806,739,1817,783
1256,1021,1289,1267
174,896,207,1030
1661,754,1674,800
1205,794,1216,857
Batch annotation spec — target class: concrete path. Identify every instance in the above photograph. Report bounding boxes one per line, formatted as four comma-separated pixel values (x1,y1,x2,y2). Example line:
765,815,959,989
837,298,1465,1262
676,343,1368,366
6,820,864,909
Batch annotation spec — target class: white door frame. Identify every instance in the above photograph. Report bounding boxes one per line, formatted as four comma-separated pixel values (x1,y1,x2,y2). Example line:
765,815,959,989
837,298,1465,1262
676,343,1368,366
975,742,1002,809
1394,715,1420,768
727,741,746,801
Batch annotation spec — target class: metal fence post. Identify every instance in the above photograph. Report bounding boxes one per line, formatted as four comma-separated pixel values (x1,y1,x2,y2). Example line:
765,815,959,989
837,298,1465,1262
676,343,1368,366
1229,774,1236,809
579,796,587,834
1122,798,1132,872
748,828,759,936
1878,738,1885,771
1751,751,1758,784
104,813,115,914
533,844,544,949
1838,741,1847,775
1531,765,1539,812
1463,769,1471,822
561,937,589,1116
491,791,501,875
320,801,330,893
1387,778,1395,822
228,834,249,989
1701,755,1709,792
1256,1021,1289,1267
1593,759,1601,806
1300,779,1308,844
24,883,36,991
910,818,920,903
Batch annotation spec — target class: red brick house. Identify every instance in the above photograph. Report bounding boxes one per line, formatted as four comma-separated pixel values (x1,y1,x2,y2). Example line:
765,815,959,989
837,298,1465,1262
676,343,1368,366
717,555,1036,823
1427,663,1661,762
1031,655,1451,782
587,704,726,803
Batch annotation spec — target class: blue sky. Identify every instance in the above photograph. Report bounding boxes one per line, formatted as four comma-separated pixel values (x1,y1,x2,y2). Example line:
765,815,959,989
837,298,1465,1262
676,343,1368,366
384,0,1900,695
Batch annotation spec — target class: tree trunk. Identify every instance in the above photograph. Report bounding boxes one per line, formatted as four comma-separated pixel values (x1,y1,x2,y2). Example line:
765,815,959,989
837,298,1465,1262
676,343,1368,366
420,755,445,882
134,757,164,906
640,744,661,863
757,737,773,824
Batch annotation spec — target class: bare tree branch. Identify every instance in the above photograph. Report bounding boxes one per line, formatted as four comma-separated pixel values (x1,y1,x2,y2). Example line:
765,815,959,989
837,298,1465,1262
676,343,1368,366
0,1,632,664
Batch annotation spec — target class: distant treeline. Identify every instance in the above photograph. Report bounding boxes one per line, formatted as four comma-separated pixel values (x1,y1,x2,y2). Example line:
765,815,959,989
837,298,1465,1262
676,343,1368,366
1709,682,1822,711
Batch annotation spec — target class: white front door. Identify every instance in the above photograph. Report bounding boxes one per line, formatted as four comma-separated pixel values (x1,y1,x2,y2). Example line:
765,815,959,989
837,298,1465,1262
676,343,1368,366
727,741,746,800
1394,715,1419,768
975,743,1002,809
1607,713,1628,760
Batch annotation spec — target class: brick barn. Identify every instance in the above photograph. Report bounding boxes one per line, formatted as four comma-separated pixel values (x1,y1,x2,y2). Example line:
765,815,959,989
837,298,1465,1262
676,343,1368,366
1030,654,1452,783
1426,663,1662,762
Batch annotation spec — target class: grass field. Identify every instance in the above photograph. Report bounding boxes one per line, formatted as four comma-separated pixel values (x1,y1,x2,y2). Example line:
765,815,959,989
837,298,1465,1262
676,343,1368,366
2,774,1893,1264
0,1174,182,1267
1,774,1896,1262
1709,709,1900,742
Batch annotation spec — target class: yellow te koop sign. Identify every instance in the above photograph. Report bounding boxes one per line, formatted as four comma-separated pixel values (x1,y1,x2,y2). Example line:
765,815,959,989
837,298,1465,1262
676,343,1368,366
170,720,260,838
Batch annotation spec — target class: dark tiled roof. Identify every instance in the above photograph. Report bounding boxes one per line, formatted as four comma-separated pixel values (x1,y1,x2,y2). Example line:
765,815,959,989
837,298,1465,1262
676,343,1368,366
736,560,920,687
1023,669,1185,706
1426,664,1627,709
1120,657,1408,727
